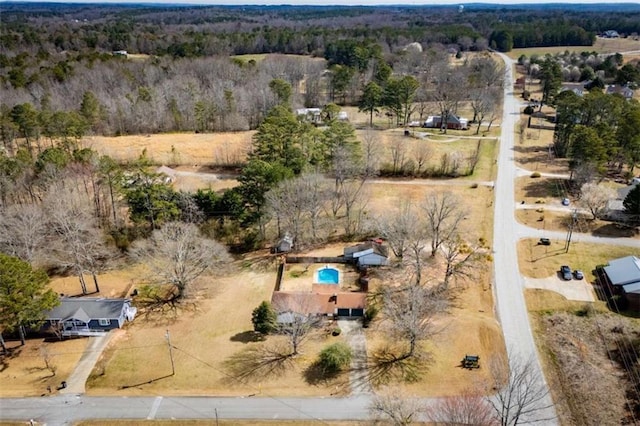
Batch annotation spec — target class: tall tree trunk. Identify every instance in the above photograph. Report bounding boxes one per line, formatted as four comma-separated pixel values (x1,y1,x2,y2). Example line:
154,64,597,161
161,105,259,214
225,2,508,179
92,273,100,293
18,325,26,345
78,273,88,295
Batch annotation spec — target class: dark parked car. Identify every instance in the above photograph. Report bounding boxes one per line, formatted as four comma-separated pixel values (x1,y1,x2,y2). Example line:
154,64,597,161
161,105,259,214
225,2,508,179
573,270,584,280
539,238,551,246
560,265,572,280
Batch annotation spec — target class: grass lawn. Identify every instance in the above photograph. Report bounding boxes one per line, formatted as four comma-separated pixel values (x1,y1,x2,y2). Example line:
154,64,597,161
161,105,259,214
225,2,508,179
0,337,89,397
516,209,640,239
517,238,640,280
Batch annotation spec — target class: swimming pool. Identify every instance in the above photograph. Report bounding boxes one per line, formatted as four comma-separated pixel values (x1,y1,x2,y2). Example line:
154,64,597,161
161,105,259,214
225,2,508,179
316,266,340,284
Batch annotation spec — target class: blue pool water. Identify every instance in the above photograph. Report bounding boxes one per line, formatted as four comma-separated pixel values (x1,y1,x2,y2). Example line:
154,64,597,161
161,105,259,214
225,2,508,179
317,267,339,284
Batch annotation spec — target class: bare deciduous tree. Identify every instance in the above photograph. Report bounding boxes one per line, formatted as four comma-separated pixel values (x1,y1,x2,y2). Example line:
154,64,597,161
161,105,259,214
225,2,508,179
132,222,230,301
422,191,466,257
0,203,48,265
361,129,383,178
413,142,432,175
370,387,425,426
41,346,57,377
486,353,555,426
440,234,484,288
426,392,497,425
272,293,321,356
266,173,332,248
389,136,407,174
431,64,469,134
45,181,112,295
383,282,447,360
579,182,616,220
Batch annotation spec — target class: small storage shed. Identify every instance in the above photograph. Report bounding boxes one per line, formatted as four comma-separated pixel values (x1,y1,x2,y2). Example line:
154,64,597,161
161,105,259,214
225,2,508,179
344,241,389,266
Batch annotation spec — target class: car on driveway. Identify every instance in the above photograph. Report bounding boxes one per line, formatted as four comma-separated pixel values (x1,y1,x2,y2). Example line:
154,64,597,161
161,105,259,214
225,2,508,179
560,265,572,280
573,270,584,280
562,198,570,206
539,238,551,246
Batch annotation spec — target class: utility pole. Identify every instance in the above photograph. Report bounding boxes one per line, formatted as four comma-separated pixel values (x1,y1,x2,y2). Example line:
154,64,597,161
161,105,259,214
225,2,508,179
165,329,175,376
565,209,578,253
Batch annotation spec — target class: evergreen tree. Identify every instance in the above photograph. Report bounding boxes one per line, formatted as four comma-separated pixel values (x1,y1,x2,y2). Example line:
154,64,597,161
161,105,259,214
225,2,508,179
0,254,59,345
360,81,382,127
251,301,278,334
539,58,562,106
624,184,640,219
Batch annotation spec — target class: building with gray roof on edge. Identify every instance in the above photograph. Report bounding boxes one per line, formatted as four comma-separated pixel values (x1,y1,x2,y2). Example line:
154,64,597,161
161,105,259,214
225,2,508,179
600,256,640,311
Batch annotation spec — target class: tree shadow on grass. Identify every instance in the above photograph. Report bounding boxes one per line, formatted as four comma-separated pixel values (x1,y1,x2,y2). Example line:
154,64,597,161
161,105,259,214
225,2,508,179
0,346,23,372
303,360,349,388
222,343,294,383
230,331,266,344
368,344,431,387
592,223,639,238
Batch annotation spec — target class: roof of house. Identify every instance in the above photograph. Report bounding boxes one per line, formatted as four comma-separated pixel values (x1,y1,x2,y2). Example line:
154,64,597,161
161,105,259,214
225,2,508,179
622,281,640,294
606,85,634,98
46,298,130,321
604,256,640,286
344,241,389,258
272,291,366,315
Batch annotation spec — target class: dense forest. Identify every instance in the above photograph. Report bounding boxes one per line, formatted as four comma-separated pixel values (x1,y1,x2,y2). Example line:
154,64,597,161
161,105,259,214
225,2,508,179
1,2,639,140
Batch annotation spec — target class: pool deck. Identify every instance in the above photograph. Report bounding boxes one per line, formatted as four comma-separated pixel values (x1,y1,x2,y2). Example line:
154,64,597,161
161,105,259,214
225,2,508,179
279,263,360,292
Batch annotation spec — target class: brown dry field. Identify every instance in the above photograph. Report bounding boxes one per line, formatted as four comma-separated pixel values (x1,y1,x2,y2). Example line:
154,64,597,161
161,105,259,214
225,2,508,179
83,132,254,166
508,36,640,59
517,238,640,281
513,123,567,175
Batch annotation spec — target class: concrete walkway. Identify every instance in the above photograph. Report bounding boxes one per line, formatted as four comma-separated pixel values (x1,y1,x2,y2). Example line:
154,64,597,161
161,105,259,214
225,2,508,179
60,332,114,394
337,319,371,395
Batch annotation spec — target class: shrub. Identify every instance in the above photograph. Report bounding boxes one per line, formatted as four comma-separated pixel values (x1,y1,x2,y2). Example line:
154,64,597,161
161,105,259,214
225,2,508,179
470,182,479,188
251,301,278,334
522,90,531,99
363,304,379,328
524,105,534,115
318,342,352,374
531,171,541,178
332,327,341,336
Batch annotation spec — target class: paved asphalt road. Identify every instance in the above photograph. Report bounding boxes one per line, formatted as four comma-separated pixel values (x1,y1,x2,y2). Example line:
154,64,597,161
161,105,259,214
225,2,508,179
4,52,640,425
491,52,558,424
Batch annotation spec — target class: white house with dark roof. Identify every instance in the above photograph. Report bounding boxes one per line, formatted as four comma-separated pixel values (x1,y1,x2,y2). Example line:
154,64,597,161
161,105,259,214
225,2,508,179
44,298,137,337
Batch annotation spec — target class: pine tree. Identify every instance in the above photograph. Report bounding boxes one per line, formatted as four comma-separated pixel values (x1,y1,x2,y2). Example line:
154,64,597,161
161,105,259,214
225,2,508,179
251,301,277,334
0,254,59,345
